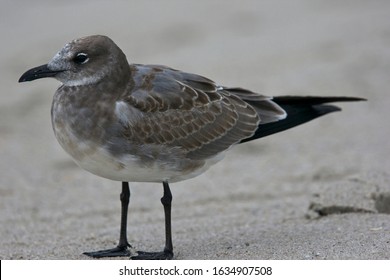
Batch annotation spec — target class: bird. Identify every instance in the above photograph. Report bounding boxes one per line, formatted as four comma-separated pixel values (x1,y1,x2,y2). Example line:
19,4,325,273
19,35,364,260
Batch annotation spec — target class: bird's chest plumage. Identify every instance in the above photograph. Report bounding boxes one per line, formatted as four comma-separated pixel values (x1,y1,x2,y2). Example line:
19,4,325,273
50,87,118,166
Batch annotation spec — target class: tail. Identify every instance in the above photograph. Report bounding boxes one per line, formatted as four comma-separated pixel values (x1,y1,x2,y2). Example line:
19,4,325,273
240,96,365,143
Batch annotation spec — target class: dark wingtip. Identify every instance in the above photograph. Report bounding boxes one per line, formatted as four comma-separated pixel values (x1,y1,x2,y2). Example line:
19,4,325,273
240,96,365,144
334,97,367,102
273,96,367,105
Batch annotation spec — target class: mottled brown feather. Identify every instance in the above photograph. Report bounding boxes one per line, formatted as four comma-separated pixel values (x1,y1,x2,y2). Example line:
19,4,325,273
120,65,285,160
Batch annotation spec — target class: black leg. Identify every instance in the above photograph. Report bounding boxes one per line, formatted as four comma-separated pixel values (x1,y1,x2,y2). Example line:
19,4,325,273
83,182,131,258
132,181,174,260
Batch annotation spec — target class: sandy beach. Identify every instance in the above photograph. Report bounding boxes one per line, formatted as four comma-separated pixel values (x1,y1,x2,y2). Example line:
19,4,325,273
1,0,389,259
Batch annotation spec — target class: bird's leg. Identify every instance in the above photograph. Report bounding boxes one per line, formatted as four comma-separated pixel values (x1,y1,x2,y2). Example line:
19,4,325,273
132,181,174,260
83,182,131,258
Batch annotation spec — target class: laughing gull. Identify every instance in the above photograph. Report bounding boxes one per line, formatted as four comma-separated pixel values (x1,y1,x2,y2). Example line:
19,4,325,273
19,35,364,259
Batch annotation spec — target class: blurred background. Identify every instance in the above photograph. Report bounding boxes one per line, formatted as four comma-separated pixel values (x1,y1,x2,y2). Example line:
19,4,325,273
1,0,389,259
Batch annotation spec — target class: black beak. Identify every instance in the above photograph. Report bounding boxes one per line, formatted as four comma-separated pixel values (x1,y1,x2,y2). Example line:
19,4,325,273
19,64,63,83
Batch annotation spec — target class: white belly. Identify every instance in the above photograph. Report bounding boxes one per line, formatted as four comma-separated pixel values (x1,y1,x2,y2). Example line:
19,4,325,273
54,124,224,183
71,144,224,183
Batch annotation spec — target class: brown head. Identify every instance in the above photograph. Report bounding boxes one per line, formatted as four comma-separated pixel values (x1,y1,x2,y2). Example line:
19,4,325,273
19,35,130,87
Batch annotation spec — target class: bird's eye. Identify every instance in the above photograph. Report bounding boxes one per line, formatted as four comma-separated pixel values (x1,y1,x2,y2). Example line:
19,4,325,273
73,53,89,64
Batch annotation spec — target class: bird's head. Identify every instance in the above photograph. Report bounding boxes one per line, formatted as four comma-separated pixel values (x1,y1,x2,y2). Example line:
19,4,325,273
19,35,129,87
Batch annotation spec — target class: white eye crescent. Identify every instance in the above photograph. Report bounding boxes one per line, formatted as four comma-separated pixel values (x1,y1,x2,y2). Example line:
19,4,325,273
74,53,89,64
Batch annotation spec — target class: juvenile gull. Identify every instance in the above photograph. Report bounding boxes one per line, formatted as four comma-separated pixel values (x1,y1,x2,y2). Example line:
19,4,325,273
19,35,364,259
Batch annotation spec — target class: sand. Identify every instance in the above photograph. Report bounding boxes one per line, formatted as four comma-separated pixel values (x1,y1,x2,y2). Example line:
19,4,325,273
0,0,389,259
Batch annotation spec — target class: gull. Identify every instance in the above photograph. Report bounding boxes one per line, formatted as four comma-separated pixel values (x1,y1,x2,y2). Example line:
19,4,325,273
19,35,364,259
